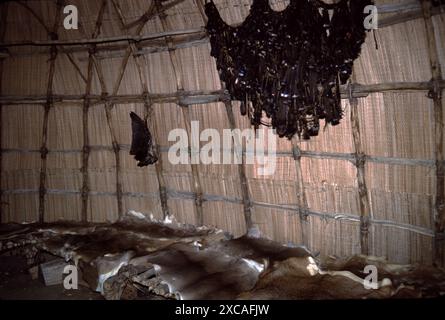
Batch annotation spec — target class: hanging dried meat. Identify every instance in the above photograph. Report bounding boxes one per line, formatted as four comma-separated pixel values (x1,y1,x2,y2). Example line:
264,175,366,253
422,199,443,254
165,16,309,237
205,0,374,140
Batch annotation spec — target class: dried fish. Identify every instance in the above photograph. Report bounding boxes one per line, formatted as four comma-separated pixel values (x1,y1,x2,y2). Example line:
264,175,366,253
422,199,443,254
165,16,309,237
205,0,373,140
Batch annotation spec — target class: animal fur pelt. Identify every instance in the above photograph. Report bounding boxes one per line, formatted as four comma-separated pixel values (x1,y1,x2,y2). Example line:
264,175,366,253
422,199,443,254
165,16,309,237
237,256,395,299
321,255,445,298
1,217,445,300
238,255,445,299
129,112,158,167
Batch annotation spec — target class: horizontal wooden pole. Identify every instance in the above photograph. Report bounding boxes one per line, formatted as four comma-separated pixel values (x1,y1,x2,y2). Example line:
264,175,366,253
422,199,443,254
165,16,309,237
0,89,226,105
379,4,445,28
0,28,205,47
1,3,443,56
1,145,439,167
350,80,445,96
1,186,436,237
1,80,444,105
4,32,209,59
377,0,420,13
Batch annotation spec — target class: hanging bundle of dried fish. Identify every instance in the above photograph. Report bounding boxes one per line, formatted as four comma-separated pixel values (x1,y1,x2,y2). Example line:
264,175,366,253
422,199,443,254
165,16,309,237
205,0,373,140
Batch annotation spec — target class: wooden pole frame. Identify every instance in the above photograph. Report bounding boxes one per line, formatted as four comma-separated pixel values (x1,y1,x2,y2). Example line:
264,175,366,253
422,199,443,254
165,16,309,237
118,4,171,220
1,3,444,57
3,145,445,168
38,0,64,224
223,99,253,231
291,138,309,246
420,0,444,267
80,0,107,222
194,0,254,232
0,186,436,237
349,80,372,256
0,3,8,224
88,1,160,220
155,0,205,226
0,0,443,264
1,81,444,105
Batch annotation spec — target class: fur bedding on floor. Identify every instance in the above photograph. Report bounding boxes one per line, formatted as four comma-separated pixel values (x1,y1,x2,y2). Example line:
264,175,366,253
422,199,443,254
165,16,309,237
0,213,444,300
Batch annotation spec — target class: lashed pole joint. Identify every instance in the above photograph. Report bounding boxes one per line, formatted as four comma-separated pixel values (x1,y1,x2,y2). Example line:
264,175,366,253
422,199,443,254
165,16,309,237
427,78,443,101
354,153,367,169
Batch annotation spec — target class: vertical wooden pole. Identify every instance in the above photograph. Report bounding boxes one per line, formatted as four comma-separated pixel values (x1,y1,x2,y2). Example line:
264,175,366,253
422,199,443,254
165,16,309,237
193,0,207,24
130,40,170,219
195,0,252,230
180,105,205,225
101,2,156,219
0,3,8,224
349,80,371,256
38,0,63,223
81,58,93,222
421,0,444,266
291,138,309,246
224,100,253,230
81,0,107,222
147,101,171,220
104,102,124,218
156,0,204,225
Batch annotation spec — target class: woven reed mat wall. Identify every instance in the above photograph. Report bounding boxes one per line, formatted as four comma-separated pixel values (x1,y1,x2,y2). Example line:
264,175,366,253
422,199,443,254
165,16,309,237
0,0,444,266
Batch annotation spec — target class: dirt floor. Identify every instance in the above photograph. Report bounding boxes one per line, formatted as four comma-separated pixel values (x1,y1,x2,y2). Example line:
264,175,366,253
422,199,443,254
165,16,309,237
0,255,103,300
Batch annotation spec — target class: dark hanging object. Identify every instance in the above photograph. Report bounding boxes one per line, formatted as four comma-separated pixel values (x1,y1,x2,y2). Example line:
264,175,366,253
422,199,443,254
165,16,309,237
205,0,374,140
129,112,158,167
